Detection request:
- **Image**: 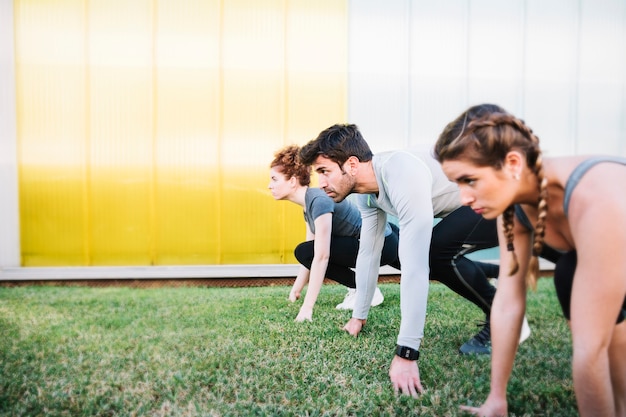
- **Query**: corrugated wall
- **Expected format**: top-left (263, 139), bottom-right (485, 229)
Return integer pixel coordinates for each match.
top-left (14, 0), bottom-right (347, 266)
top-left (3, 0), bottom-right (625, 269)
top-left (348, 0), bottom-right (626, 157)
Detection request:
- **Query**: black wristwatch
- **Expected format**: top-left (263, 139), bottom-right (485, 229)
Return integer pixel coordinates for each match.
top-left (395, 345), bottom-right (420, 361)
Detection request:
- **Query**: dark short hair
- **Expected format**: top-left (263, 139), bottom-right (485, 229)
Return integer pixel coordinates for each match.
top-left (300, 124), bottom-right (373, 168)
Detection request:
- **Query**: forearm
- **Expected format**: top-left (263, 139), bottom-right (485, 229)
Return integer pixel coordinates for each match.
top-left (572, 344), bottom-right (614, 416)
top-left (396, 262), bottom-right (429, 349)
top-left (352, 222), bottom-right (385, 320)
top-left (395, 216), bottom-right (432, 350)
top-left (301, 256), bottom-right (329, 309)
top-left (488, 291), bottom-right (524, 399)
top-left (291, 265), bottom-right (310, 294)
top-left (352, 260), bottom-right (381, 319)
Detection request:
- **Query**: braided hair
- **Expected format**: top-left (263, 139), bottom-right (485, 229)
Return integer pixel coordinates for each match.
top-left (434, 104), bottom-right (548, 289)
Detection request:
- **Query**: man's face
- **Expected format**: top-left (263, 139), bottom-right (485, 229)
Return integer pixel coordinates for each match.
top-left (312, 155), bottom-right (355, 202)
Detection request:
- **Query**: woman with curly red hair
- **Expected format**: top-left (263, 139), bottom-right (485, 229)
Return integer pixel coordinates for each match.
top-left (269, 145), bottom-right (400, 322)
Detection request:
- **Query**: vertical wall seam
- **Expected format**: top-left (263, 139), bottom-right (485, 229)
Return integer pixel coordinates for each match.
top-left (521, 0), bottom-right (527, 116)
top-left (406, 0), bottom-right (412, 148)
top-left (342, 0), bottom-right (348, 121)
top-left (217, 0), bottom-right (224, 263)
top-left (1, 0), bottom-right (21, 267)
top-left (622, 0), bottom-right (626, 156)
top-left (14, 0), bottom-right (22, 266)
top-left (82, 0), bottom-right (92, 265)
top-left (572, 0), bottom-right (582, 155)
top-left (281, 0), bottom-right (289, 262)
top-left (149, 0), bottom-right (158, 265)
top-left (13, 0), bottom-right (19, 267)
top-left (464, 0), bottom-right (470, 106)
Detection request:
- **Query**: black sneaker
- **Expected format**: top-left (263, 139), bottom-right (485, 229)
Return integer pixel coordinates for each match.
top-left (459, 320), bottom-right (491, 355)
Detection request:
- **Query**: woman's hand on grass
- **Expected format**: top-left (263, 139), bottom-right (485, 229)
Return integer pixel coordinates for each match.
top-left (343, 318), bottom-right (366, 337)
top-left (295, 306), bottom-right (313, 322)
top-left (288, 288), bottom-right (301, 302)
top-left (389, 356), bottom-right (423, 398)
top-left (459, 394), bottom-right (507, 417)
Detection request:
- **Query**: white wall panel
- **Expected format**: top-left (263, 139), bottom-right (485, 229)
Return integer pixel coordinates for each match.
top-left (0, 0), bottom-right (20, 267)
top-left (466, 0), bottom-right (526, 112)
top-left (575, 0), bottom-right (626, 155)
top-left (348, 0), bottom-right (411, 151)
top-left (523, 0), bottom-right (579, 157)
top-left (349, 0), bottom-right (626, 157)
top-left (410, 0), bottom-right (468, 149)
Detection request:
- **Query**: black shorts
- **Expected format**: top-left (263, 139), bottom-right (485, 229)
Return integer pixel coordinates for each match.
top-left (554, 251), bottom-right (626, 324)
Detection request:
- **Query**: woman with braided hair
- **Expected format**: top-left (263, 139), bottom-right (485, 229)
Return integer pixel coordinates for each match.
top-left (434, 103), bottom-right (626, 417)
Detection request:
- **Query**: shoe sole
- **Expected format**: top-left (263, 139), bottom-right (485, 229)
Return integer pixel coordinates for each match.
top-left (519, 318), bottom-right (531, 344)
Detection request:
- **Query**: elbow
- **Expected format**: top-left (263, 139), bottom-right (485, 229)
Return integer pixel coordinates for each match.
top-left (313, 252), bottom-right (330, 265)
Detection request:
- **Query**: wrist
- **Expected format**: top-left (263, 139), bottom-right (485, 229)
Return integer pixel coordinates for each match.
top-left (395, 345), bottom-right (420, 361)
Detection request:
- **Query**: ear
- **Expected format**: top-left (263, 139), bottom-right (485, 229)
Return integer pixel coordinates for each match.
top-left (289, 175), bottom-right (298, 187)
top-left (345, 156), bottom-right (360, 175)
top-left (503, 151), bottom-right (524, 179)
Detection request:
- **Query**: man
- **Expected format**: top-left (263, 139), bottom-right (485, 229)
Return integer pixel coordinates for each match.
top-left (299, 124), bottom-right (512, 396)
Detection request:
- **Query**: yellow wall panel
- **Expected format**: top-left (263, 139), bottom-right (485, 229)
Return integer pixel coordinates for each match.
top-left (220, 0), bottom-right (288, 264)
top-left (87, 0), bottom-right (155, 265)
top-left (15, 0), bottom-right (347, 266)
top-left (154, 0), bottom-right (222, 264)
top-left (16, 0), bottom-right (89, 266)
top-left (286, 0), bottom-right (348, 135)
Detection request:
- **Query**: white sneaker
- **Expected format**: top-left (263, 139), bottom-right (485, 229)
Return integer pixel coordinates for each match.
top-left (336, 288), bottom-right (357, 310)
top-left (336, 287), bottom-right (385, 310)
top-left (519, 315), bottom-right (531, 344)
top-left (371, 287), bottom-right (384, 307)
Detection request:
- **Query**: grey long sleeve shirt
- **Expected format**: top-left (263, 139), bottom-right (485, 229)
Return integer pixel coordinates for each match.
top-left (352, 150), bottom-right (460, 350)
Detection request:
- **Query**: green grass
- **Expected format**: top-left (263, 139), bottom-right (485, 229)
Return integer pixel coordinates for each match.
top-left (0, 279), bottom-right (575, 416)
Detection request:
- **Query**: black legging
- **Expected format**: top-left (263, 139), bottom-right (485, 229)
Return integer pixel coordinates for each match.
top-left (430, 205), bottom-right (564, 318)
top-left (429, 206), bottom-right (499, 316)
top-left (554, 250), bottom-right (626, 323)
top-left (294, 224), bottom-right (400, 288)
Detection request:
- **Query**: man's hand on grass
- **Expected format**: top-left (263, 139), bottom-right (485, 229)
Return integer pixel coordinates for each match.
top-left (389, 355), bottom-right (424, 398)
top-left (342, 318), bottom-right (366, 336)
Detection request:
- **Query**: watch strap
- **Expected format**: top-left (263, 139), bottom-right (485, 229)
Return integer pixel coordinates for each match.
top-left (395, 345), bottom-right (419, 360)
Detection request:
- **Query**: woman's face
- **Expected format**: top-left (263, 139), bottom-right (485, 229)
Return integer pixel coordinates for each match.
top-left (442, 159), bottom-right (517, 220)
top-left (268, 166), bottom-right (294, 200)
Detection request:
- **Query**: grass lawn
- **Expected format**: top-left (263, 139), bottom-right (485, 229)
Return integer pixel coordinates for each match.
top-left (0, 279), bottom-right (574, 416)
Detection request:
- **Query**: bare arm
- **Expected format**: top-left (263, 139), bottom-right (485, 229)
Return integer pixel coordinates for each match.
top-left (566, 175), bottom-right (626, 416)
top-left (289, 225), bottom-right (315, 302)
top-left (295, 213), bottom-right (332, 322)
top-left (461, 216), bottom-right (531, 416)
top-left (289, 265), bottom-right (310, 302)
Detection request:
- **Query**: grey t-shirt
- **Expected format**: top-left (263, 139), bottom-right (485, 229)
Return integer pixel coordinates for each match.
top-left (303, 188), bottom-right (361, 238)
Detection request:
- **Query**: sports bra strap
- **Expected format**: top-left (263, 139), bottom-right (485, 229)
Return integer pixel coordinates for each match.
top-left (563, 156), bottom-right (626, 218)
top-left (514, 205), bottom-right (533, 231)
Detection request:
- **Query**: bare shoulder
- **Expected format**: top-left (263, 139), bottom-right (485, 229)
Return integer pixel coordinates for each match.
top-left (552, 156), bottom-right (626, 218)
top-left (545, 155), bottom-right (626, 189)
top-left (543, 156), bottom-right (588, 185)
